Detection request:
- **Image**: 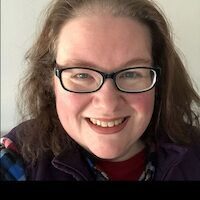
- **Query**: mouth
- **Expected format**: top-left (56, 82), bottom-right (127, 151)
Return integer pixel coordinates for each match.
top-left (89, 117), bottom-right (126, 127)
top-left (86, 117), bottom-right (129, 134)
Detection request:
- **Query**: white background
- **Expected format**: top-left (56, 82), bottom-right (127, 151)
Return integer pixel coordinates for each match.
top-left (1, 0), bottom-right (200, 134)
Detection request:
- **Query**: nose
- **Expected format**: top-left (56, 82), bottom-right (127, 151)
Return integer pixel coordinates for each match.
top-left (92, 79), bottom-right (125, 113)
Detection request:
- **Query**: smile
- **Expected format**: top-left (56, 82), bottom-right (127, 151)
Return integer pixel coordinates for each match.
top-left (86, 117), bottom-right (129, 134)
top-left (89, 118), bottom-right (124, 127)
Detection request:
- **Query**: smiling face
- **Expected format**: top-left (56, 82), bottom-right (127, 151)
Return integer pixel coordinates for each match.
top-left (54, 15), bottom-right (155, 161)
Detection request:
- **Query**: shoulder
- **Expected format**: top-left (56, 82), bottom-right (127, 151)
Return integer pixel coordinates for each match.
top-left (0, 120), bottom-right (37, 181)
top-left (155, 141), bottom-right (200, 180)
top-left (4, 119), bottom-right (37, 144)
top-left (178, 144), bottom-right (200, 176)
top-left (1, 120), bottom-right (36, 154)
top-left (0, 136), bottom-right (26, 180)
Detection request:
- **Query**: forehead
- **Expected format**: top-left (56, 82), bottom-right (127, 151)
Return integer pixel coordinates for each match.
top-left (56, 15), bottom-right (152, 69)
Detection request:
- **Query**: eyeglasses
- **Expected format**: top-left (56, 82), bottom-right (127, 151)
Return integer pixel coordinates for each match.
top-left (54, 65), bottom-right (161, 93)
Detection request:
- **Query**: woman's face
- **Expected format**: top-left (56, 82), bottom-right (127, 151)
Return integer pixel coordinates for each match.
top-left (54, 15), bottom-right (155, 161)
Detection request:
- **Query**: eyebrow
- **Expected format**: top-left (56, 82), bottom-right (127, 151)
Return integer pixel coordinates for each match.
top-left (57, 58), bottom-right (152, 70)
top-left (57, 59), bottom-right (101, 69)
top-left (120, 58), bottom-right (152, 67)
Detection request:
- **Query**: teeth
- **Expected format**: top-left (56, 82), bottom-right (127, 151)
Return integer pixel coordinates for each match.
top-left (89, 118), bottom-right (124, 127)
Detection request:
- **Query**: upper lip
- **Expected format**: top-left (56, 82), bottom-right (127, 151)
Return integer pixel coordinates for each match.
top-left (86, 116), bottom-right (129, 121)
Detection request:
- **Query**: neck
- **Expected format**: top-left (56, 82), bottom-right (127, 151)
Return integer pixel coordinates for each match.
top-left (109, 140), bottom-right (145, 162)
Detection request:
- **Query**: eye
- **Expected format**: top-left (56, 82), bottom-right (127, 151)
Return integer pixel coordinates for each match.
top-left (73, 73), bottom-right (91, 79)
top-left (119, 71), bottom-right (141, 79)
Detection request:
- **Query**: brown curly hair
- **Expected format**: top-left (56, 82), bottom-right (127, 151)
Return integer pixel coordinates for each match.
top-left (16, 0), bottom-right (200, 162)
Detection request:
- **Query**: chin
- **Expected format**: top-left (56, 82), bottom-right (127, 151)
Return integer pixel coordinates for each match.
top-left (89, 145), bottom-right (125, 160)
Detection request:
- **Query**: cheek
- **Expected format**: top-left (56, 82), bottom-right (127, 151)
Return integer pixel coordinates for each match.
top-left (127, 90), bottom-right (155, 115)
top-left (53, 77), bottom-right (89, 117)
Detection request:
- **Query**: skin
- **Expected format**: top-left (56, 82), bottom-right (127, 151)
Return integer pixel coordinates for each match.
top-left (54, 15), bottom-right (155, 161)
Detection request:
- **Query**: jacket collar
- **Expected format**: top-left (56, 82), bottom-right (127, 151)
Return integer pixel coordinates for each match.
top-left (52, 144), bottom-right (95, 181)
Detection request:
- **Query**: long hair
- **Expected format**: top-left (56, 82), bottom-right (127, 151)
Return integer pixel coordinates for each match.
top-left (17, 0), bottom-right (200, 162)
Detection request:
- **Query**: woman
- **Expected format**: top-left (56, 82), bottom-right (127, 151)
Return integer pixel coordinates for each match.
top-left (1, 0), bottom-right (200, 181)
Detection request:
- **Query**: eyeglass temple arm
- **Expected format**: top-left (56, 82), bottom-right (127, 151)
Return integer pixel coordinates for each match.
top-left (54, 68), bottom-right (60, 77)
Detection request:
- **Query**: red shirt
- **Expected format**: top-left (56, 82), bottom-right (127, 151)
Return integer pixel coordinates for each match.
top-left (96, 149), bottom-right (145, 181)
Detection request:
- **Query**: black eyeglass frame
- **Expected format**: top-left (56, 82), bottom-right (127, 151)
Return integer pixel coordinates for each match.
top-left (54, 65), bottom-right (161, 93)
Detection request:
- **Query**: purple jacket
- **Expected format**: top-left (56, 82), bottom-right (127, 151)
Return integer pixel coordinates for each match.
top-left (3, 121), bottom-right (200, 181)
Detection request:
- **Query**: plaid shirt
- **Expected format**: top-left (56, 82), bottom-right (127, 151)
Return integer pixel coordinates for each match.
top-left (0, 137), bottom-right (26, 181)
